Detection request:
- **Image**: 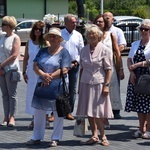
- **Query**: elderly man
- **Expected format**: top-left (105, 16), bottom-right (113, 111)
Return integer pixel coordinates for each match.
top-left (48, 14), bottom-right (84, 121)
top-left (61, 14), bottom-right (84, 120)
top-left (103, 12), bottom-right (126, 53)
top-left (103, 11), bottom-right (126, 119)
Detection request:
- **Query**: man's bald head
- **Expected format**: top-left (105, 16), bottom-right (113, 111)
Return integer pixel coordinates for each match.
top-left (104, 12), bottom-right (114, 18)
top-left (103, 11), bottom-right (114, 28)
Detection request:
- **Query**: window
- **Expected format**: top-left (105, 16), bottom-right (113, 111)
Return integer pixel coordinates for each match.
top-left (17, 22), bottom-right (32, 29)
top-left (0, 0), bottom-right (6, 18)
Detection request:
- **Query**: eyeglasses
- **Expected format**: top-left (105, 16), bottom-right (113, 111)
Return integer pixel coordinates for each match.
top-left (96, 21), bottom-right (104, 24)
top-left (34, 28), bottom-right (42, 31)
top-left (48, 34), bottom-right (58, 38)
top-left (139, 28), bottom-right (149, 32)
top-left (1, 23), bottom-right (8, 27)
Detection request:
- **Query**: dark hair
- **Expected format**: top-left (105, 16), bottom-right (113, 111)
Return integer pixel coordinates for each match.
top-left (93, 14), bottom-right (104, 24)
top-left (30, 21), bottom-right (46, 48)
top-left (93, 14), bottom-right (109, 31)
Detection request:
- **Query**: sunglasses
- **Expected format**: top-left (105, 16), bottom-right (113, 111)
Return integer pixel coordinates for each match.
top-left (1, 23), bottom-right (8, 27)
top-left (139, 28), bottom-right (149, 32)
top-left (34, 28), bottom-right (42, 31)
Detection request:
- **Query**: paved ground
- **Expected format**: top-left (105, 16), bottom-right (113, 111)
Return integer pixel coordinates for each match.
top-left (0, 50), bottom-right (150, 150)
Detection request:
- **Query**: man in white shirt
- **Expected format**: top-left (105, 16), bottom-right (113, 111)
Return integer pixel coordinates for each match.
top-left (61, 14), bottom-right (84, 120)
top-left (104, 12), bottom-right (126, 52)
top-left (104, 11), bottom-right (126, 119)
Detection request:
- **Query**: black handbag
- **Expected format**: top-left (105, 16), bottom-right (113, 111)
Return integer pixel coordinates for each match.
top-left (134, 74), bottom-right (150, 95)
top-left (56, 69), bottom-right (71, 117)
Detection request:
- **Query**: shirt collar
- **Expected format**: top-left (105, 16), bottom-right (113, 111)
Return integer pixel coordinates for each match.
top-left (64, 28), bottom-right (74, 35)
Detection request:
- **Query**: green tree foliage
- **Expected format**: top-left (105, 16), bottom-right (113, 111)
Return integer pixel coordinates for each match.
top-left (104, 0), bottom-right (146, 15)
top-left (68, 0), bottom-right (150, 20)
top-left (69, 0), bottom-right (78, 15)
top-left (132, 6), bottom-right (147, 18)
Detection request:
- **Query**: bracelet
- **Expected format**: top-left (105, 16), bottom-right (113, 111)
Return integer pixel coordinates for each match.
top-left (103, 83), bottom-right (110, 87)
top-left (22, 71), bottom-right (26, 75)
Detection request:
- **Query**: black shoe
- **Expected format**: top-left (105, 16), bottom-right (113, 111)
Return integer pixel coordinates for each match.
top-left (26, 139), bottom-right (41, 145)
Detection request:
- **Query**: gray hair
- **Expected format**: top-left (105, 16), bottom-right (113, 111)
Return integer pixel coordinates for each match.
top-left (64, 14), bottom-right (77, 23)
top-left (137, 19), bottom-right (150, 31)
top-left (84, 24), bottom-right (103, 41)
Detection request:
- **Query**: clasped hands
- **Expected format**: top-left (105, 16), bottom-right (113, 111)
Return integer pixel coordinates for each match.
top-left (41, 73), bottom-right (53, 86)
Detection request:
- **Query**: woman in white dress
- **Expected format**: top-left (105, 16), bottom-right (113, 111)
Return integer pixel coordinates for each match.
top-left (94, 14), bottom-right (124, 128)
top-left (23, 21), bottom-right (50, 128)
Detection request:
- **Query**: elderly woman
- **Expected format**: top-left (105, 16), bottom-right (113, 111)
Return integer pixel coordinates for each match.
top-left (0, 16), bottom-right (21, 127)
top-left (125, 19), bottom-right (150, 139)
top-left (26, 27), bottom-right (71, 147)
top-left (76, 24), bottom-right (113, 146)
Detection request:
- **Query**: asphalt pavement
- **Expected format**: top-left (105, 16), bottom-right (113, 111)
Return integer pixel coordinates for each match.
top-left (0, 48), bottom-right (149, 150)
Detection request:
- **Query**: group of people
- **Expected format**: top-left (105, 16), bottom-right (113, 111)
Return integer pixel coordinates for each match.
top-left (0, 11), bottom-right (150, 147)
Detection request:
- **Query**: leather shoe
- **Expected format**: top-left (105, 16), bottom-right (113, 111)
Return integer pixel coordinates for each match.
top-left (26, 139), bottom-right (41, 145)
top-left (48, 115), bottom-right (54, 122)
top-left (66, 113), bottom-right (74, 120)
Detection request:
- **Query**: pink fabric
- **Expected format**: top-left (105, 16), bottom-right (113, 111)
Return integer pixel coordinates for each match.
top-left (80, 42), bottom-right (112, 84)
top-left (76, 83), bottom-right (113, 118)
top-left (76, 42), bottom-right (113, 118)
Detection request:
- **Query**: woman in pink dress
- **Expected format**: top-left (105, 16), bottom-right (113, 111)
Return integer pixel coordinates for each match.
top-left (76, 24), bottom-right (113, 146)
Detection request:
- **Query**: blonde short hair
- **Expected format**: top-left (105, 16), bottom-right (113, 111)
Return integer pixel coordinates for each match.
top-left (84, 24), bottom-right (103, 41)
top-left (2, 16), bottom-right (17, 29)
top-left (137, 19), bottom-right (150, 31)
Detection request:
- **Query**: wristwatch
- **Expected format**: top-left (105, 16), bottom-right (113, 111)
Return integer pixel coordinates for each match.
top-left (103, 83), bottom-right (110, 87)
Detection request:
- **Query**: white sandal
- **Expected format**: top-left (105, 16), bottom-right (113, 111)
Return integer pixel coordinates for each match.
top-left (142, 132), bottom-right (150, 139)
top-left (49, 140), bottom-right (58, 147)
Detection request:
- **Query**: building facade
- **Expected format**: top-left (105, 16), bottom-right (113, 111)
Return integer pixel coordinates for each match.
top-left (0, 0), bottom-right (68, 20)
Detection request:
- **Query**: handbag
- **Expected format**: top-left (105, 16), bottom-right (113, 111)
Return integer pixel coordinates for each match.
top-left (134, 74), bottom-right (150, 95)
top-left (56, 69), bottom-right (71, 117)
top-left (73, 117), bottom-right (88, 137)
top-left (34, 82), bottom-right (54, 99)
top-left (10, 70), bottom-right (22, 82)
top-left (110, 33), bottom-right (120, 73)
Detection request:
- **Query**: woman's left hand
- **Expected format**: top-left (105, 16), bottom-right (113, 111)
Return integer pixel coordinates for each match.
top-left (102, 86), bottom-right (109, 97)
